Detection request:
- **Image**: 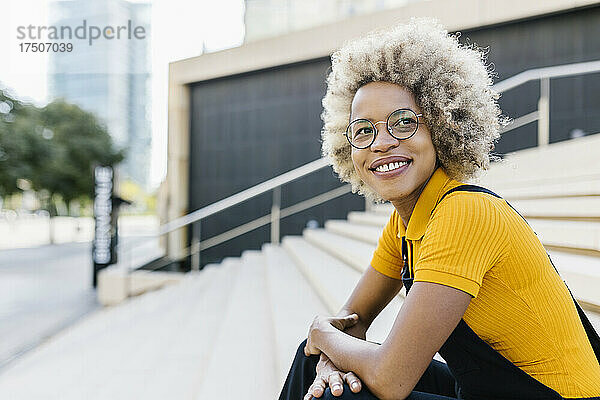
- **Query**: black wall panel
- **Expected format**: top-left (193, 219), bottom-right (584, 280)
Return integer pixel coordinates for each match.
top-left (189, 59), bottom-right (364, 267)
top-left (458, 5), bottom-right (600, 153)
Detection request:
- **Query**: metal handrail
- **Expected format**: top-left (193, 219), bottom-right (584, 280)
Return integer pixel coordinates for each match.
top-left (159, 157), bottom-right (328, 235)
top-left (492, 59), bottom-right (600, 93)
top-left (498, 111), bottom-right (539, 134)
top-left (492, 59), bottom-right (600, 139)
top-left (118, 156), bottom-right (340, 274)
top-left (137, 185), bottom-right (352, 273)
top-left (118, 59), bottom-right (600, 282)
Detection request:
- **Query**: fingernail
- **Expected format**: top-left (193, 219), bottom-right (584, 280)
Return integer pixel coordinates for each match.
top-left (333, 384), bottom-right (341, 392)
top-left (352, 382), bottom-right (359, 390)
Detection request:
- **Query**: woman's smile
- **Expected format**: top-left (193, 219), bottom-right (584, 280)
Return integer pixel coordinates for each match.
top-left (370, 159), bottom-right (411, 177)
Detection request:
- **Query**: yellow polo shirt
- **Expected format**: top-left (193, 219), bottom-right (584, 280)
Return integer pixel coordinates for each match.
top-left (370, 166), bottom-right (600, 398)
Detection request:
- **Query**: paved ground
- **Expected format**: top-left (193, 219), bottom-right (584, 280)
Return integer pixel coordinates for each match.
top-left (0, 236), bottom-right (157, 372)
top-left (0, 242), bottom-right (98, 372)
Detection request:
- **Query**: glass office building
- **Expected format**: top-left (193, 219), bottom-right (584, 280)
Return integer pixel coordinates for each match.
top-left (48, 0), bottom-right (152, 188)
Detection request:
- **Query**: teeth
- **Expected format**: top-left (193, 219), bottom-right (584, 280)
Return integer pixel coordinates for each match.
top-left (375, 161), bottom-right (408, 172)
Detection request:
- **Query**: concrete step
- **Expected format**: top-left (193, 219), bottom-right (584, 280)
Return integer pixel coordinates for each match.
top-left (302, 228), bottom-right (376, 273)
top-left (529, 220), bottom-right (600, 252)
top-left (488, 180), bottom-right (600, 200)
top-left (479, 134), bottom-right (600, 187)
top-left (283, 236), bottom-right (362, 315)
top-left (89, 266), bottom-right (232, 400)
top-left (547, 250), bottom-right (600, 312)
top-left (371, 203), bottom-right (394, 215)
top-left (348, 211), bottom-right (389, 227)
top-left (325, 219), bottom-right (382, 246)
top-left (262, 243), bottom-right (328, 387)
top-left (283, 236), bottom-right (403, 344)
top-left (195, 251), bottom-right (278, 399)
top-left (510, 197), bottom-right (600, 218)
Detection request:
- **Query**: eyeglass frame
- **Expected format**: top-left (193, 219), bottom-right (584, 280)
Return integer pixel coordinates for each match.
top-left (344, 108), bottom-right (424, 149)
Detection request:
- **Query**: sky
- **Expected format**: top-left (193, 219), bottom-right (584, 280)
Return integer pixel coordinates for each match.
top-left (0, 0), bottom-right (246, 190)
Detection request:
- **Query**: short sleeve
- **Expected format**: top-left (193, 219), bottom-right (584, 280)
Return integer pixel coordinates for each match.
top-left (414, 193), bottom-right (508, 297)
top-left (370, 210), bottom-right (404, 279)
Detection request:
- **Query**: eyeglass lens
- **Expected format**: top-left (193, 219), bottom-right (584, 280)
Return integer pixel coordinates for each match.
top-left (347, 109), bottom-right (418, 148)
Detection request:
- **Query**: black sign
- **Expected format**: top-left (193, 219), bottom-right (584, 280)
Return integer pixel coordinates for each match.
top-left (92, 165), bottom-right (114, 287)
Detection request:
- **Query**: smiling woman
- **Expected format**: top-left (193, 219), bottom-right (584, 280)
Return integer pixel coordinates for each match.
top-left (278, 17), bottom-right (600, 400)
top-left (348, 82), bottom-right (438, 228)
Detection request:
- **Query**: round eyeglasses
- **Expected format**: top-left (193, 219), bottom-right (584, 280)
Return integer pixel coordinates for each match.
top-left (344, 108), bottom-right (423, 149)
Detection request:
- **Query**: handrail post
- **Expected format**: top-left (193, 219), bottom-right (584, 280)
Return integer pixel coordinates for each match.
top-left (271, 186), bottom-right (281, 244)
top-left (191, 221), bottom-right (201, 271)
top-left (538, 77), bottom-right (550, 147)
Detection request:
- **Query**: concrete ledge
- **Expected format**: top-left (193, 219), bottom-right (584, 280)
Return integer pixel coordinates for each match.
top-left (170, 0), bottom-right (600, 85)
top-left (97, 267), bottom-right (186, 306)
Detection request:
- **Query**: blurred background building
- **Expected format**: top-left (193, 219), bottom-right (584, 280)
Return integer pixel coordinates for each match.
top-left (48, 0), bottom-right (152, 189)
top-left (244, 0), bottom-right (411, 42)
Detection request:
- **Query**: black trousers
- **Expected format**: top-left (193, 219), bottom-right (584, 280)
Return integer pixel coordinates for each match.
top-left (279, 339), bottom-right (459, 400)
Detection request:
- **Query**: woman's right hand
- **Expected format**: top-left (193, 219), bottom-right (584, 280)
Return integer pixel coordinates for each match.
top-left (304, 353), bottom-right (362, 399)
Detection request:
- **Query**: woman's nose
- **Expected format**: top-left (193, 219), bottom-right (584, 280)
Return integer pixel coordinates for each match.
top-left (370, 123), bottom-right (400, 152)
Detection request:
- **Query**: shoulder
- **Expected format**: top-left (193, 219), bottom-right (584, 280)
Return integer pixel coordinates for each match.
top-left (429, 189), bottom-right (509, 236)
top-left (435, 188), bottom-right (505, 216)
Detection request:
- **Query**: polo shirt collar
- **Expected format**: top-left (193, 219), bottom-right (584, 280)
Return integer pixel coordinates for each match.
top-left (396, 166), bottom-right (453, 240)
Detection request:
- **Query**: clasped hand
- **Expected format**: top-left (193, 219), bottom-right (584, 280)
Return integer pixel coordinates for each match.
top-left (303, 314), bottom-right (363, 399)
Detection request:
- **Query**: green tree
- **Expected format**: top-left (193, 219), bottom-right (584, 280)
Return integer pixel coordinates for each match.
top-left (0, 90), bottom-right (124, 215)
top-left (0, 90), bottom-right (48, 197)
top-left (34, 100), bottom-right (125, 214)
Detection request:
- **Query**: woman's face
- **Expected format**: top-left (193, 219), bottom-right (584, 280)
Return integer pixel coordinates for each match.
top-left (350, 81), bottom-right (437, 203)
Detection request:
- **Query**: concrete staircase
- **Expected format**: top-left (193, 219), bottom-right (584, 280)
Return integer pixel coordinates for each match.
top-left (1, 136), bottom-right (600, 399)
top-left (0, 225), bottom-right (598, 399)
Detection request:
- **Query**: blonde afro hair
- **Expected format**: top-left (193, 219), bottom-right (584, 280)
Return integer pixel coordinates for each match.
top-left (321, 17), bottom-right (504, 203)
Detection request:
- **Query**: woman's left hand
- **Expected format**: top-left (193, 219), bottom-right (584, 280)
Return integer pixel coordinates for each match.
top-left (304, 313), bottom-right (360, 356)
